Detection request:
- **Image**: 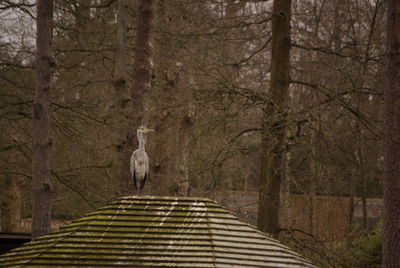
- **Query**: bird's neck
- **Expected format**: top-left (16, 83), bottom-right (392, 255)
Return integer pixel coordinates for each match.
top-left (138, 133), bottom-right (146, 150)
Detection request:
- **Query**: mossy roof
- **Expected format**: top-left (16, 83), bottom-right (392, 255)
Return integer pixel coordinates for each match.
top-left (0, 196), bottom-right (316, 267)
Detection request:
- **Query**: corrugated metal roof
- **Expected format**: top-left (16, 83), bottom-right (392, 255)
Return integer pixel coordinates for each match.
top-left (0, 196), bottom-right (316, 267)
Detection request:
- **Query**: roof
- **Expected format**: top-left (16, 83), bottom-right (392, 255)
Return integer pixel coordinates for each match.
top-left (0, 196), bottom-right (316, 267)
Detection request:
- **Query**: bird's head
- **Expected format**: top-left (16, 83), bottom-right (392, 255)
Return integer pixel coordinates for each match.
top-left (137, 125), bottom-right (155, 134)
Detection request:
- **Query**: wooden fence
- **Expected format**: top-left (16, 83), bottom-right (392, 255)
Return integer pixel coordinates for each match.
top-left (8, 191), bottom-right (382, 241)
top-left (19, 218), bottom-right (69, 233)
top-left (212, 191), bottom-right (382, 241)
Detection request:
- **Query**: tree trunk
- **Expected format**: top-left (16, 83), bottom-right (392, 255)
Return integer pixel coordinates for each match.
top-left (1, 176), bottom-right (23, 232)
top-left (32, 0), bottom-right (54, 239)
top-left (115, 0), bottom-right (130, 194)
top-left (355, 129), bottom-right (368, 230)
top-left (309, 133), bottom-right (318, 236)
top-left (170, 72), bottom-right (193, 197)
top-left (280, 150), bottom-right (292, 230)
top-left (383, 1), bottom-right (400, 266)
top-left (151, 1), bottom-right (192, 197)
top-left (348, 170), bottom-right (356, 236)
top-left (150, 0), bottom-right (173, 196)
top-left (115, 0), bottom-right (128, 87)
top-left (257, 0), bottom-right (292, 237)
top-left (121, 0), bottom-right (155, 193)
top-left (174, 113), bottom-right (192, 196)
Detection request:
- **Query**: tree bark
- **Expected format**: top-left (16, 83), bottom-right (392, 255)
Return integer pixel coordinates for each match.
top-left (257, 0), bottom-right (291, 237)
top-left (121, 0), bottom-right (155, 193)
top-left (309, 130), bottom-right (318, 236)
top-left (348, 169), bottom-right (356, 235)
top-left (115, 0), bottom-right (128, 86)
top-left (32, 0), bottom-right (54, 239)
top-left (383, 0), bottom-right (400, 266)
top-left (151, 1), bottom-right (193, 197)
top-left (355, 127), bottom-right (368, 230)
top-left (115, 0), bottom-right (130, 194)
top-left (150, 0), bottom-right (173, 196)
top-left (1, 176), bottom-right (23, 232)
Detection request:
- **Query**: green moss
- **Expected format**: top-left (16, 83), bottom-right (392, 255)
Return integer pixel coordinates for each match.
top-left (0, 196), bottom-right (315, 267)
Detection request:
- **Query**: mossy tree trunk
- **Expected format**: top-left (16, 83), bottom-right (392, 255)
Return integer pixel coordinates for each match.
top-left (257, 0), bottom-right (292, 237)
top-left (32, 0), bottom-right (54, 239)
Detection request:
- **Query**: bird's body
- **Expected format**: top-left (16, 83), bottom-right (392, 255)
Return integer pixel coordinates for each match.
top-left (130, 126), bottom-right (154, 194)
top-left (130, 149), bottom-right (149, 191)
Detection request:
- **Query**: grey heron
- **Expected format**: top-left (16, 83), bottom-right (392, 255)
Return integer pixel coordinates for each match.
top-left (130, 126), bottom-right (154, 194)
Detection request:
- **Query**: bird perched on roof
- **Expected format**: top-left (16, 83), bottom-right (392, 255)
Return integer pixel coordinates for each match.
top-left (130, 126), bottom-right (154, 194)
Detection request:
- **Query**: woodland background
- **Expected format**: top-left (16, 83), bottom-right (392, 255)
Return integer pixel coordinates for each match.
top-left (0, 0), bottom-right (385, 267)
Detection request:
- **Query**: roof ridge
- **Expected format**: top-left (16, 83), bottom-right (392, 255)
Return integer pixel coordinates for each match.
top-left (117, 195), bottom-right (216, 203)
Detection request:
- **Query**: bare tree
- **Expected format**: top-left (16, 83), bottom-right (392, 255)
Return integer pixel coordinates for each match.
top-left (383, 0), bottom-right (400, 266)
top-left (150, 0), bottom-right (175, 196)
top-left (115, 0), bottom-right (130, 193)
top-left (121, 0), bottom-right (155, 193)
top-left (115, 0), bottom-right (129, 96)
top-left (150, 1), bottom-right (193, 197)
top-left (32, 0), bottom-right (54, 238)
top-left (257, 0), bottom-right (292, 237)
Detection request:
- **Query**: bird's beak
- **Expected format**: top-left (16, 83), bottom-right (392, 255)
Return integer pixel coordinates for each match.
top-left (144, 128), bottom-right (155, 133)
